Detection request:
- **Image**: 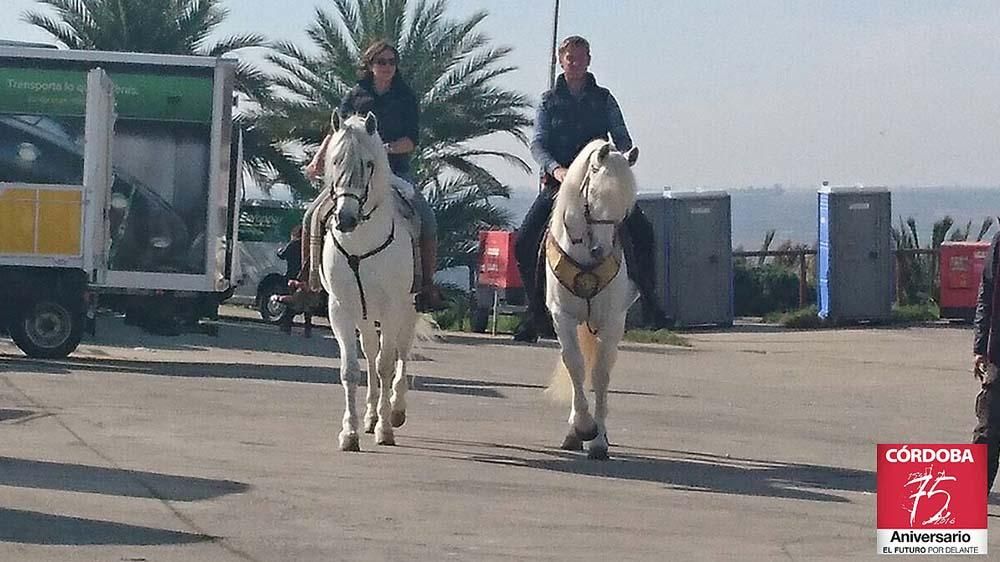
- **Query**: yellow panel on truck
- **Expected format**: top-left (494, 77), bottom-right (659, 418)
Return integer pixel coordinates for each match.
top-left (0, 186), bottom-right (83, 257)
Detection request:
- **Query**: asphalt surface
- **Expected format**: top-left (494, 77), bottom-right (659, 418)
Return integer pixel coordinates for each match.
top-left (0, 307), bottom-right (993, 560)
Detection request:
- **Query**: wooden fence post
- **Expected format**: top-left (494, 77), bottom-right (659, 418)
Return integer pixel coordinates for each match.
top-left (799, 250), bottom-right (807, 308)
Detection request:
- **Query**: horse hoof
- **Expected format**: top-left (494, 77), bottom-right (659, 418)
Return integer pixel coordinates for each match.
top-left (574, 423), bottom-right (599, 442)
top-left (339, 434), bottom-right (360, 452)
top-left (364, 417), bottom-right (378, 434)
top-left (587, 447), bottom-right (609, 461)
top-left (560, 433), bottom-right (583, 451)
top-left (390, 410), bottom-right (406, 428)
top-left (376, 434), bottom-right (396, 446)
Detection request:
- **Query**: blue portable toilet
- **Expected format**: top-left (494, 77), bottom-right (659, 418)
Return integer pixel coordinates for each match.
top-left (817, 185), bottom-right (893, 322)
top-left (635, 190), bottom-right (733, 327)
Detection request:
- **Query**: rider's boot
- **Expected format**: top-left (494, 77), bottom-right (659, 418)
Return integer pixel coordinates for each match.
top-left (415, 236), bottom-right (446, 312)
top-left (278, 242), bottom-right (313, 307)
top-left (513, 243), bottom-right (555, 342)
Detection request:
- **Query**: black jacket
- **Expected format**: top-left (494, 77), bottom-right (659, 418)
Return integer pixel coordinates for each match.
top-left (339, 75), bottom-right (419, 176)
top-left (277, 238), bottom-right (302, 280)
top-left (974, 232), bottom-right (1000, 359)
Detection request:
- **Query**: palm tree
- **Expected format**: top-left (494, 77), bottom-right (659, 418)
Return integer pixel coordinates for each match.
top-left (21, 0), bottom-right (285, 183)
top-left (264, 0), bottom-right (532, 268)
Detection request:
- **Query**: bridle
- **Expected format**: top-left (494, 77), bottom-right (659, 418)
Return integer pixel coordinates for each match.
top-left (550, 151), bottom-right (632, 335)
top-left (322, 142), bottom-right (394, 320)
top-left (563, 160), bottom-right (627, 249)
top-left (328, 158), bottom-right (379, 224)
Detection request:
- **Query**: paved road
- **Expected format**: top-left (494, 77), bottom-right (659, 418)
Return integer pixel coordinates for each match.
top-left (0, 309), bottom-right (993, 560)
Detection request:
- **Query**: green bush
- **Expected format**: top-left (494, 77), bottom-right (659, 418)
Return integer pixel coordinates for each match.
top-left (623, 329), bottom-right (690, 346)
top-left (734, 262), bottom-right (814, 316)
top-left (431, 284), bottom-right (471, 331)
top-left (891, 303), bottom-right (940, 323)
top-left (768, 303), bottom-right (939, 329)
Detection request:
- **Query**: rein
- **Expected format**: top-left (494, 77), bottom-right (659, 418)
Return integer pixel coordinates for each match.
top-left (563, 163), bottom-right (622, 247)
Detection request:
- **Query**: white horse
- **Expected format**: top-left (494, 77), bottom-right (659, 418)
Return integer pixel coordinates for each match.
top-left (318, 111), bottom-right (418, 452)
top-left (545, 139), bottom-right (640, 460)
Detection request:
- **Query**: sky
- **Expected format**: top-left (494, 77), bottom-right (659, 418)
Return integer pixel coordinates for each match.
top-left (3, 0), bottom-right (999, 193)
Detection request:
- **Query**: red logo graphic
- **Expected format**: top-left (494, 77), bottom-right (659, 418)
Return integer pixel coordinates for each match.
top-left (876, 444), bottom-right (988, 555)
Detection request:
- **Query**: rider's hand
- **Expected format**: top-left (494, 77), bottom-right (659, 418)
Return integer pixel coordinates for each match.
top-left (552, 167), bottom-right (568, 182)
top-left (306, 134), bottom-right (332, 180)
top-left (974, 354), bottom-right (989, 381)
top-left (305, 159), bottom-right (322, 180)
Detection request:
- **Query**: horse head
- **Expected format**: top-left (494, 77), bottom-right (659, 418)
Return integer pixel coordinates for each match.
top-left (323, 110), bottom-right (391, 232)
top-left (558, 140), bottom-right (640, 261)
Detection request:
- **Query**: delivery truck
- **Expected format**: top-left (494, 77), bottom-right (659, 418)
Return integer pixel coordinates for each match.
top-left (0, 46), bottom-right (242, 357)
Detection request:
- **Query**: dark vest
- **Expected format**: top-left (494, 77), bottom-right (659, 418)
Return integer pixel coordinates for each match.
top-left (540, 73), bottom-right (611, 168)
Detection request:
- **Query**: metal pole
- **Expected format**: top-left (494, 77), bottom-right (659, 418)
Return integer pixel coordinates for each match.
top-left (548, 0), bottom-right (560, 89)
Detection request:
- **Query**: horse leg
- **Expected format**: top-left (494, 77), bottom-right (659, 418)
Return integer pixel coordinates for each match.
top-left (587, 336), bottom-right (619, 460)
top-left (374, 329), bottom-right (400, 445)
top-left (330, 311), bottom-right (362, 452)
top-left (553, 313), bottom-right (597, 448)
top-left (389, 311), bottom-right (417, 428)
top-left (358, 322), bottom-right (380, 434)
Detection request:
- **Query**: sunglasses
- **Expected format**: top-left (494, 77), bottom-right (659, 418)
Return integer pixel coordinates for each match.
top-left (373, 57), bottom-right (397, 66)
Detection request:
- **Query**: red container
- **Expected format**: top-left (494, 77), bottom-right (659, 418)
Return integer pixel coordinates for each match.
top-left (477, 230), bottom-right (522, 289)
top-left (939, 241), bottom-right (991, 319)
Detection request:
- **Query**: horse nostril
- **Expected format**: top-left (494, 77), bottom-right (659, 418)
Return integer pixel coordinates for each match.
top-left (590, 246), bottom-right (602, 259)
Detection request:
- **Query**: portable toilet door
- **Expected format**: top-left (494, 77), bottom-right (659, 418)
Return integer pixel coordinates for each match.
top-left (666, 191), bottom-right (733, 326)
top-left (636, 190), bottom-right (733, 327)
top-left (817, 185), bottom-right (892, 322)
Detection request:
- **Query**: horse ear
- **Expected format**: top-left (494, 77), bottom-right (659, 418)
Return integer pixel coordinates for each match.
top-left (364, 112), bottom-right (378, 135)
top-left (596, 143), bottom-right (611, 164)
top-left (626, 146), bottom-right (639, 167)
top-left (331, 109), bottom-right (341, 132)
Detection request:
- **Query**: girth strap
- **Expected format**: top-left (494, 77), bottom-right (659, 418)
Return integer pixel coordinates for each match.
top-left (331, 221), bottom-right (396, 320)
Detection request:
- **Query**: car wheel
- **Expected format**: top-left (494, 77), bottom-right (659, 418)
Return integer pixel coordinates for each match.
top-left (9, 296), bottom-right (84, 359)
top-left (258, 277), bottom-right (289, 324)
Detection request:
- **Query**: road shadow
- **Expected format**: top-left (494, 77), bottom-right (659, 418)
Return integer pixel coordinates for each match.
top-left (0, 508), bottom-right (212, 545)
top-left (437, 332), bottom-right (696, 357)
top-left (3, 355), bottom-right (600, 399)
top-left (408, 437), bottom-right (874, 504)
top-left (0, 408), bottom-right (35, 422)
top-left (81, 314), bottom-right (341, 359)
top-left (0, 456), bottom-right (248, 501)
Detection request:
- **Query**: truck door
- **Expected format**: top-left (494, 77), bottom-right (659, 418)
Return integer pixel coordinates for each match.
top-left (82, 68), bottom-right (116, 284)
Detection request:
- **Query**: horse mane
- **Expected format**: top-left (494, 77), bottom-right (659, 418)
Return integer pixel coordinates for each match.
top-left (552, 139), bottom-right (637, 226)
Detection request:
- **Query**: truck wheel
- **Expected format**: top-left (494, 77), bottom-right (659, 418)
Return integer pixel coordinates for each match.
top-left (10, 297), bottom-right (84, 359)
top-left (471, 306), bottom-right (490, 333)
top-left (257, 276), bottom-right (289, 324)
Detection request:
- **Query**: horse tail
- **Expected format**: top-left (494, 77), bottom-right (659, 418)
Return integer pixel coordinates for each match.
top-left (413, 313), bottom-right (438, 342)
top-left (545, 324), bottom-right (598, 403)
